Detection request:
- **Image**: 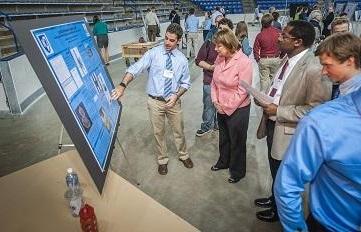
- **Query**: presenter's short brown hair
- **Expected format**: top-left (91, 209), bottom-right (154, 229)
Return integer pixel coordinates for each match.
top-left (166, 23), bottom-right (183, 40)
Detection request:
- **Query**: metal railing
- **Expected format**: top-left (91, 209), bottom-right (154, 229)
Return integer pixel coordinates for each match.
top-left (0, 11), bottom-right (23, 61)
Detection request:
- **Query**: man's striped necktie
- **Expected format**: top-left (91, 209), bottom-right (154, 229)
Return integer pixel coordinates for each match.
top-left (164, 52), bottom-right (173, 99)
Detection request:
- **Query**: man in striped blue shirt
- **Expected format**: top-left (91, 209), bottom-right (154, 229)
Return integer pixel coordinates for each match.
top-left (111, 23), bottom-right (193, 175)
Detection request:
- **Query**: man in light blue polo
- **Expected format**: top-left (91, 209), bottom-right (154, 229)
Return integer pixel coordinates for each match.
top-left (185, 8), bottom-right (199, 59)
top-left (111, 23), bottom-right (193, 175)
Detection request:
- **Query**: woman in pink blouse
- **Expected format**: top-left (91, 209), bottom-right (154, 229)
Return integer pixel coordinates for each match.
top-left (211, 28), bottom-right (253, 183)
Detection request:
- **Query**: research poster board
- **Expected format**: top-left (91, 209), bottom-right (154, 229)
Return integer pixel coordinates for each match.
top-left (11, 16), bottom-right (121, 193)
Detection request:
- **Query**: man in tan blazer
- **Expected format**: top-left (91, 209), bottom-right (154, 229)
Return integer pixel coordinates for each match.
top-left (254, 20), bottom-right (332, 222)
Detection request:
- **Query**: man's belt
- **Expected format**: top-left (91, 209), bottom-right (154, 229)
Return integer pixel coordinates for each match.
top-left (148, 94), bottom-right (167, 102)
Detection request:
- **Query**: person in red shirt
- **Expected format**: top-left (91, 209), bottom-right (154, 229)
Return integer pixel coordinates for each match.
top-left (253, 13), bottom-right (281, 92)
top-left (211, 28), bottom-right (253, 183)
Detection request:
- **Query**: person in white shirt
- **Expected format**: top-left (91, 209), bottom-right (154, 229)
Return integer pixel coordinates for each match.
top-left (145, 7), bottom-right (160, 42)
top-left (211, 7), bottom-right (223, 28)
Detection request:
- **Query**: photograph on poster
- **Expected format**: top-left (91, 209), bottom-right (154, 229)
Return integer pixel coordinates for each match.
top-left (62, 78), bottom-right (78, 99)
top-left (97, 73), bottom-right (111, 104)
top-left (91, 72), bottom-right (102, 94)
top-left (70, 47), bottom-right (87, 77)
top-left (97, 73), bottom-right (108, 93)
top-left (99, 107), bottom-right (112, 133)
top-left (70, 67), bottom-right (83, 88)
top-left (75, 102), bottom-right (92, 133)
top-left (84, 43), bottom-right (94, 58)
top-left (49, 55), bottom-right (80, 99)
top-left (49, 55), bottom-right (72, 83)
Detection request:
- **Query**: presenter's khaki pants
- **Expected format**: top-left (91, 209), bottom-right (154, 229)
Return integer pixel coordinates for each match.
top-left (147, 97), bottom-right (189, 165)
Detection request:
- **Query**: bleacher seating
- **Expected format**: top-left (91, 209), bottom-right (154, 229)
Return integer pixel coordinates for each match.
top-left (0, 0), bottom-right (201, 59)
top-left (255, 0), bottom-right (360, 12)
top-left (0, 0), bottom-right (198, 30)
top-left (192, 0), bottom-right (243, 14)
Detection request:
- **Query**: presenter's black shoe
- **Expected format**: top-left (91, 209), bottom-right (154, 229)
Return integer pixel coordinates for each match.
top-left (158, 164), bottom-right (168, 175)
top-left (210, 165), bottom-right (228, 171)
top-left (227, 176), bottom-right (241, 183)
top-left (256, 208), bottom-right (279, 222)
top-left (254, 197), bottom-right (273, 208)
top-left (179, 158), bottom-right (194, 168)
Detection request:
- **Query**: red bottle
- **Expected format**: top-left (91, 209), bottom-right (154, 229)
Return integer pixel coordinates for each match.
top-left (79, 204), bottom-right (98, 232)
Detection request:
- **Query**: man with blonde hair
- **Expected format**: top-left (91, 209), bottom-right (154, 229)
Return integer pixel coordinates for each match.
top-left (316, 32), bottom-right (361, 98)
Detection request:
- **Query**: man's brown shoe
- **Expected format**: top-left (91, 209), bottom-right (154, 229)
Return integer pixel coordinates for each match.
top-left (158, 164), bottom-right (168, 175)
top-left (179, 158), bottom-right (194, 168)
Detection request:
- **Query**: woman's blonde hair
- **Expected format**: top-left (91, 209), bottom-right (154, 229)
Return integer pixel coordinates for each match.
top-left (213, 28), bottom-right (240, 54)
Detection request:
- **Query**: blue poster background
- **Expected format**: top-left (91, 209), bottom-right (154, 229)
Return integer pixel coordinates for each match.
top-left (31, 20), bottom-right (120, 170)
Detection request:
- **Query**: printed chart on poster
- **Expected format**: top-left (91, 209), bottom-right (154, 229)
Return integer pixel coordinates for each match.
top-left (31, 21), bottom-right (120, 171)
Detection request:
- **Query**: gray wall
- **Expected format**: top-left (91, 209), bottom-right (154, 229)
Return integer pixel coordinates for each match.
top-left (0, 55), bottom-right (44, 116)
top-left (9, 55), bottom-right (43, 107)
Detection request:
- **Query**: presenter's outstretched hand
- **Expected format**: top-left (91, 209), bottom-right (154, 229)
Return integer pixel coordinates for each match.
top-left (111, 85), bottom-right (125, 101)
top-left (165, 94), bottom-right (178, 109)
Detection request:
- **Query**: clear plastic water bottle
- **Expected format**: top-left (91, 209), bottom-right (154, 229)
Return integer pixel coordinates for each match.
top-left (64, 168), bottom-right (83, 217)
top-left (65, 168), bottom-right (79, 190)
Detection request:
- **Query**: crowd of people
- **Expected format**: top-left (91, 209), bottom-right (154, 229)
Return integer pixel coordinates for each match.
top-left (108, 4), bottom-right (360, 232)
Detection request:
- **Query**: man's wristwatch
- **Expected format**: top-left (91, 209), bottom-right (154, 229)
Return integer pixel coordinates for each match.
top-left (119, 82), bottom-right (127, 88)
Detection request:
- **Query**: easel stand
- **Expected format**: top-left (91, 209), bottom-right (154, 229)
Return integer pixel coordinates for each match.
top-left (57, 124), bottom-right (140, 186)
top-left (115, 137), bottom-right (140, 186)
top-left (58, 125), bottom-right (75, 154)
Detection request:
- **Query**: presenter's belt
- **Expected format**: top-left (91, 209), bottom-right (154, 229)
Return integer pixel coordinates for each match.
top-left (148, 94), bottom-right (167, 102)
